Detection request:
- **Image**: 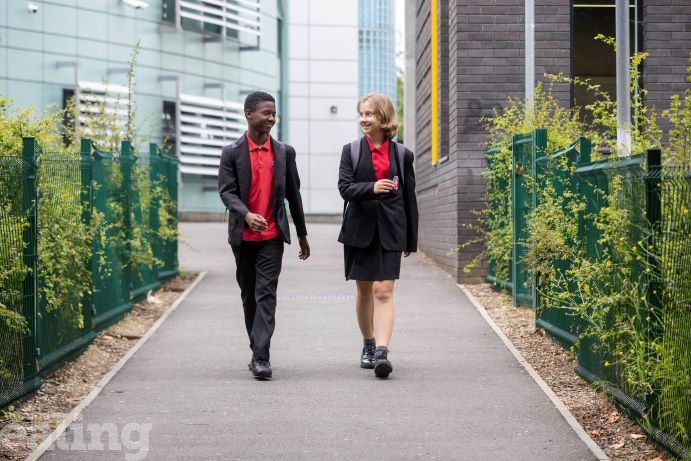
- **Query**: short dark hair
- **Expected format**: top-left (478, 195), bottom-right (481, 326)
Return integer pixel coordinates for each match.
top-left (244, 91), bottom-right (275, 112)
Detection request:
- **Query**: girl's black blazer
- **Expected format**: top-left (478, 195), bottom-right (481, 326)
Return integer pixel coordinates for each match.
top-left (337, 140), bottom-right (419, 253)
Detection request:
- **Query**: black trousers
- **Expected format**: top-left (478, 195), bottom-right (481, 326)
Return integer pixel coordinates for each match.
top-left (232, 237), bottom-right (284, 361)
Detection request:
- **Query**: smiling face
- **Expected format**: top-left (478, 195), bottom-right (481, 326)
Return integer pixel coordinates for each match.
top-left (358, 100), bottom-right (384, 138)
top-left (246, 100), bottom-right (276, 137)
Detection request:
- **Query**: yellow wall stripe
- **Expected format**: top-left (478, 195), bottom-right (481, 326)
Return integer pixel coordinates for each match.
top-left (430, 0), bottom-right (440, 165)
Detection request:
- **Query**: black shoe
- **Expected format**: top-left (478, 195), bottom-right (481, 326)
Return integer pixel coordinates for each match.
top-left (249, 359), bottom-right (272, 380)
top-left (374, 358), bottom-right (393, 378)
top-left (374, 349), bottom-right (392, 378)
top-left (360, 344), bottom-right (376, 369)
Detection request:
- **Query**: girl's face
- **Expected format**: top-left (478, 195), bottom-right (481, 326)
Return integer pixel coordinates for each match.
top-left (358, 100), bottom-right (383, 137)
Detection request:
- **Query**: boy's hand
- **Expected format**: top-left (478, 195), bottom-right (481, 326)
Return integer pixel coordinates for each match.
top-left (298, 236), bottom-right (310, 260)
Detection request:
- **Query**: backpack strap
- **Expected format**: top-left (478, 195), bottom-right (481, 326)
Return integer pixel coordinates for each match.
top-left (393, 141), bottom-right (405, 184)
top-left (350, 139), bottom-right (360, 171)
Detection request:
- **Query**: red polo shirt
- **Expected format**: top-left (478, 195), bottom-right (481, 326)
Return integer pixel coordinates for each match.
top-left (366, 135), bottom-right (390, 180)
top-left (243, 133), bottom-right (279, 241)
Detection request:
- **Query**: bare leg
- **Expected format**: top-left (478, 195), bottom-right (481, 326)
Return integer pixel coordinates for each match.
top-left (355, 280), bottom-right (375, 340)
top-left (372, 280), bottom-right (395, 347)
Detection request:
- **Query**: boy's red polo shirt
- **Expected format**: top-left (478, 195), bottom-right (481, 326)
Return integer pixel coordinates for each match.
top-left (243, 133), bottom-right (279, 241)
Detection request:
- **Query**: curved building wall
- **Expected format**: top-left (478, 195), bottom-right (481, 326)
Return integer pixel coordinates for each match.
top-left (0, 0), bottom-right (285, 215)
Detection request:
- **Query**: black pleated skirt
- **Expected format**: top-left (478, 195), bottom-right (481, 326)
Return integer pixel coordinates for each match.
top-left (344, 229), bottom-right (402, 281)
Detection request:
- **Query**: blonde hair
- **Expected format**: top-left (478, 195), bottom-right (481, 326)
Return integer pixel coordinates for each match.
top-left (357, 93), bottom-right (399, 140)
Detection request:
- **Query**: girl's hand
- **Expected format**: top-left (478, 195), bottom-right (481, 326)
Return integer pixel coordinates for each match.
top-left (373, 179), bottom-right (395, 194)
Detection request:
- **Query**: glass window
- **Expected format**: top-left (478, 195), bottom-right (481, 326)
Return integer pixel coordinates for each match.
top-left (572, 0), bottom-right (640, 110)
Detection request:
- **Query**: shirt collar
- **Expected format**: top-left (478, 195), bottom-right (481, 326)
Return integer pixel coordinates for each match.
top-left (246, 133), bottom-right (271, 152)
top-left (365, 135), bottom-right (389, 155)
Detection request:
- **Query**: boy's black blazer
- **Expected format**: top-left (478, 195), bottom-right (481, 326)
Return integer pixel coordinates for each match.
top-left (218, 135), bottom-right (307, 248)
top-left (337, 140), bottom-right (418, 252)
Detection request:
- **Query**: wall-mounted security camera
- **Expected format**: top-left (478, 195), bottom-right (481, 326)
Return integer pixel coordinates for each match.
top-left (27, 3), bottom-right (39, 13)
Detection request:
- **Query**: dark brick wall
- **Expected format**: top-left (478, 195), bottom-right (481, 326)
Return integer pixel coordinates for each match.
top-left (453, 1), bottom-right (527, 282)
top-left (415, 0), bottom-right (460, 278)
top-left (414, 0), bottom-right (688, 283)
top-left (417, 0), bottom-right (544, 282)
top-left (535, 0), bottom-right (571, 104)
top-left (643, 0), bottom-right (691, 132)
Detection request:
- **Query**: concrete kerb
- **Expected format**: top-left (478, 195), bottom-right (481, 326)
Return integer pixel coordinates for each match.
top-left (458, 284), bottom-right (610, 461)
top-left (24, 272), bottom-right (208, 461)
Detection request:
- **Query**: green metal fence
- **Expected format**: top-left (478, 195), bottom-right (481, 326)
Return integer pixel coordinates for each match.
top-left (0, 142), bottom-right (40, 405)
top-left (0, 137), bottom-right (178, 407)
top-left (491, 128), bottom-right (691, 457)
top-left (532, 136), bottom-right (591, 348)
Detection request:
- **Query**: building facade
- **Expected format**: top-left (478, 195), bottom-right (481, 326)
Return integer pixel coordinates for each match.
top-left (286, 0), bottom-right (399, 215)
top-left (286, 0), bottom-right (359, 215)
top-left (358, 0), bottom-right (397, 106)
top-left (0, 0), bottom-right (286, 217)
top-left (410, 0), bottom-right (691, 282)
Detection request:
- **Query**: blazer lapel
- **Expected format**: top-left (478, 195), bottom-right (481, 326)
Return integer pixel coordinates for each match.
top-left (270, 137), bottom-right (286, 195)
top-left (235, 136), bottom-right (251, 201)
top-left (359, 139), bottom-right (377, 182)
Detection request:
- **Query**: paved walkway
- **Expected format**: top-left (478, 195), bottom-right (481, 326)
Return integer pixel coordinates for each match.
top-left (37, 222), bottom-right (604, 460)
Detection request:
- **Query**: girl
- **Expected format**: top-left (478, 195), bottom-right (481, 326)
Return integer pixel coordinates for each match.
top-left (337, 93), bottom-right (419, 378)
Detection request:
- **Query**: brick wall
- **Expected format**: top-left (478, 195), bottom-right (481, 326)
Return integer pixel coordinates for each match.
top-left (417, 0), bottom-right (540, 282)
top-left (535, 0), bottom-right (571, 104)
top-left (414, 0), bottom-right (688, 283)
top-left (643, 0), bottom-right (691, 133)
top-left (415, 0), bottom-right (461, 278)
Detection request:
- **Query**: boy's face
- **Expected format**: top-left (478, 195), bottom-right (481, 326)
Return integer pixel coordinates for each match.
top-left (246, 100), bottom-right (276, 136)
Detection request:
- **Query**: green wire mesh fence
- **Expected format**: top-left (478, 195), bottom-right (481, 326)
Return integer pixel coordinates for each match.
top-left (0, 138), bottom-right (178, 407)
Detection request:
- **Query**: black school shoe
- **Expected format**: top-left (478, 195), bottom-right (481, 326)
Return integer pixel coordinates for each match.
top-left (373, 349), bottom-right (393, 378)
top-left (249, 359), bottom-right (272, 380)
top-left (360, 344), bottom-right (376, 369)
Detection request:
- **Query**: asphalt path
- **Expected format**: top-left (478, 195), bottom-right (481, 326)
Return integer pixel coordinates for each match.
top-left (37, 222), bottom-right (603, 460)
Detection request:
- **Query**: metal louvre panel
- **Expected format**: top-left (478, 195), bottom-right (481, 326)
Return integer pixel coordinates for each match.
top-left (178, 92), bottom-right (244, 177)
top-left (77, 81), bottom-right (131, 135)
top-left (179, 164), bottom-right (220, 176)
top-left (179, 145), bottom-right (222, 157)
top-left (179, 155), bottom-right (220, 166)
top-left (180, 93), bottom-right (244, 111)
top-left (178, 0), bottom-right (261, 37)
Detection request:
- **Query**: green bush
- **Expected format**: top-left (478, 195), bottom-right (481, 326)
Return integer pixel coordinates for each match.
top-left (478, 48), bottom-right (691, 450)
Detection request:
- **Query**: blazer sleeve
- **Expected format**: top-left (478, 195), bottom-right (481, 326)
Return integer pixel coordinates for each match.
top-left (403, 148), bottom-right (419, 252)
top-left (337, 143), bottom-right (377, 202)
top-left (284, 144), bottom-right (308, 238)
top-left (218, 144), bottom-right (248, 221)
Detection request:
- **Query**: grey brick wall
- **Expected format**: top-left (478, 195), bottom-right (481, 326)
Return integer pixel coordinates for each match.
top-left (535, 0), bottom-right (571, 104)
top-left (415, 0), bottom-right (461, 278)
top-left (416, 0), bottom-right (540, 282)
top-left (414, 0), bottom-right (688, 284)
top-left (643, 0), bottom-right (691, 133)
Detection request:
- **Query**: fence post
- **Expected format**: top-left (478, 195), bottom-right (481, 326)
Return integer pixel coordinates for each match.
top-left (578, 137), bottom-right (592, 164)
top-left (21, 137), bottom-right (39, 382)
top-left (531, 129), bottom-right (547, 310)
top-left (121, 141), bottom-right (133, 300)
top-left (80, 139), bottom-right (95, 329)
top-left (149, 143), bottom-right (160, 281)
top-left (168, 151), bottom-right (179, 273)
top-left (643, 148), bottom-right (662, 411)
